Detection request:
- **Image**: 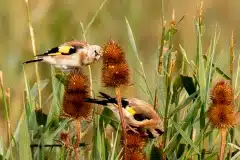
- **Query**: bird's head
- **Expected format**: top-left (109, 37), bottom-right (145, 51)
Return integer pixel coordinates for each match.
top-left (89, 45), bottom-right (103, 61)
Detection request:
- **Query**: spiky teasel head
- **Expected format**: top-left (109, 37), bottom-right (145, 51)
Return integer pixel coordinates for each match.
top-left (65, 69), bottom-right (89, 93)
top-left (208, 103), bottom-right (237, 129)
top-left (123, 130), bottom-right (146, 160)
top-left (126, 150), bottom-right (145, 160)
top-left (211, 80), bottom-right (234, 105)
top-left (126, 130), bottom-right (146, 149)
top-left (102, 63), bottom-right (130, 87)
top-left (62, 69), bottom-right (92, 119)
top-left (103, 39), bottom-right (126, 64)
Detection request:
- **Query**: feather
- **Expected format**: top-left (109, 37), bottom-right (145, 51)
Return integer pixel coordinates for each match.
top-left (23, 59), bottom-right (43, 64)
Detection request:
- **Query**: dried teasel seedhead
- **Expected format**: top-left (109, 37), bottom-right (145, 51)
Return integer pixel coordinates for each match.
top-left (124, 130), bottom-right (146, 160)
top-left (208, 104), bottom-right (237, 129)
top-left (60, 131), bottom-right (71, 148)
top-left (211, 81), bottom-right (234, 105)
top-left (126, 131), bottom-right (146, 149)
top-left (62, 99), bottom-right (92, 119)
top-left (60, 132), bottom-right (70, 142)
top-left (62, 69), bottom-right (92, 119)
top-left (103, 40), bottom-right (126, 64)
top-left (65, 69), bottom-right (89, 93)
top-left (126, 150), bottom-right (145, 160)
top-left (102, 63), bottom-right (130, 87)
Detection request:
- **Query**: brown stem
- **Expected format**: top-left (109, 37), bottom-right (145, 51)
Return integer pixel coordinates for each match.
top-left (74, 120), bottom-right (81, 160)
top-left (220, 128), bottom-right (227, 160)
top-left (67, 150), bottom-right (72, 160)
top-left (115, 87), bottom-right (127, 160)
top-left (6, 88), bottom-right (11, 146)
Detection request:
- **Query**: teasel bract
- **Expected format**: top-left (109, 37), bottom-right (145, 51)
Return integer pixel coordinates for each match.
top-left (102, 39), bottom-right (130, 159)
top-left (62, 68), bottom-right (92, 159)
top-left (208, 80), bottom-right (238, 160)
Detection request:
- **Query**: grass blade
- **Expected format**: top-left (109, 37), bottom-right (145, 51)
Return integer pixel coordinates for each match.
top-left (171, 120), bottom-right (200, 155)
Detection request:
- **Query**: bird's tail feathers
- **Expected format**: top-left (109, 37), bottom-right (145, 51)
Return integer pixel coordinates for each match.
top-left (23, 58), bottom-right (43, 64)
top-left (84, 98), bottom-right (108, 106)
top-left (99, 92), bottom-right (112, 99)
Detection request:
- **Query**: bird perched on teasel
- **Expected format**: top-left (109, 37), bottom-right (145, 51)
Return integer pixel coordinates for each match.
top-left (85, 92), bottom-right (164, 138)
top-left (23, 40), bottom-right (103, 69)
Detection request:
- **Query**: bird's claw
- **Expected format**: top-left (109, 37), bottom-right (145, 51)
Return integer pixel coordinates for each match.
top-left (126, 125), bottom-right (139, 134)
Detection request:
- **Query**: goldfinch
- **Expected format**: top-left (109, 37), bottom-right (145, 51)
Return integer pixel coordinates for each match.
top-left (85, 92), bottom-right (164, 138)
top-left (23, 40), bottom-right (102, 69)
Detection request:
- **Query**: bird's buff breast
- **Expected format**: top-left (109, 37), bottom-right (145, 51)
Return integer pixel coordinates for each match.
top-left (42, 54), bottom-right (80, 66)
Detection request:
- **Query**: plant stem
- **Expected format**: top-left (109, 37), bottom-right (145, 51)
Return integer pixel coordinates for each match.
top-left (230, 31), bottom-right (234, 85)
top-left (25, 0), bottom-right (41, 109)
top-left (0, 72), bottom-right (12, 159)
top-left (115, 87), bottom-right (127, 160)
top-left (74, 120), bottom-right (81, 160)
top-left (220, 128), bottom-right (227, 160)
top-left (6, 88), bottom-right (11, 150)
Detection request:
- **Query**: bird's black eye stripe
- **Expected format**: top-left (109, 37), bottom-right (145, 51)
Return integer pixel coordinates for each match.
top-left (45, 47), bottom-right (59, 54)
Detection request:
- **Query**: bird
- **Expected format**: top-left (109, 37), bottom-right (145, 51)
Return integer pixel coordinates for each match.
top-left (85, 92), bottom-right (164, 138)
top-left (23, 40), bottom-right (103, 69)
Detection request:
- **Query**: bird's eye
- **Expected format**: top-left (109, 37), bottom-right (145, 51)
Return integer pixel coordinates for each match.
top-left (94, 50), bottom-right (99, 56)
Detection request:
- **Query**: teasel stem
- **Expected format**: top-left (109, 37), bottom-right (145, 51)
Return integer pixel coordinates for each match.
top-left (74, 120), bottom-right (81, 160)
top-left (67, 150), bottom-right (73, 160)
top-left (220, 128), bottom-right (227, 160)
top-left (115, 87), bottom-right (127, 159)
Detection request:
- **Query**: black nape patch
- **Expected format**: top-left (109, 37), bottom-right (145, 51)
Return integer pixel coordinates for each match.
top-left (69, 48), bottom-right (76, 54)
top-left (134, 114), bottom-right (150, 121)
top-left (45, 47), bottom-right (59, 54)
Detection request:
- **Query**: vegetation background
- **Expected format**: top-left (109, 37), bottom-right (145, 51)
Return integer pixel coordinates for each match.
top-left (0, 0), bottom-right (240, 158)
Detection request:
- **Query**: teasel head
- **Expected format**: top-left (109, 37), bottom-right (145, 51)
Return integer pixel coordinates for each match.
top-left (208, 80), bottom-right (238, 160)
top-left (211, 80), bottom-right (234, 105)
top-left (59, 131), bottom-right (71, 148)
top-left (103, 39), bottom-right (126, 64)
top-left (207, 104), bottom-right (237, 129)
top-left (62, 69), bottom-right (92, 119)
top-left (102, 63), bottom-right (130, 87)
top-left (125, 130), bottom-right (146, 160)
top-left (102, 40), bottom-right (130, 87)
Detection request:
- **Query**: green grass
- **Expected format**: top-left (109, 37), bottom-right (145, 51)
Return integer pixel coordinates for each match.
top-left (0, 0), bottom-right (240, 160)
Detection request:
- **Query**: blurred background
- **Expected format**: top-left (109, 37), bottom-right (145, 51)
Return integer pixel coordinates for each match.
top-left (0, 0), bottom-right (240, 142)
